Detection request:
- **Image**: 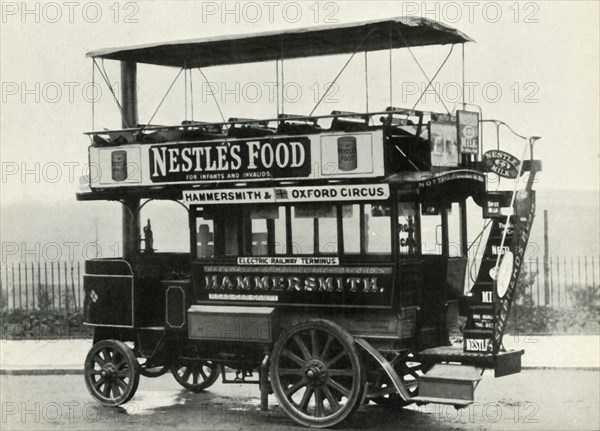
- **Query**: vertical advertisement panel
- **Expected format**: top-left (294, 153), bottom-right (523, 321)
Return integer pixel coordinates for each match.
top-left (430, 122), bottom-right (459, 167)
top-left (457, 110), bottom-right (480, 155)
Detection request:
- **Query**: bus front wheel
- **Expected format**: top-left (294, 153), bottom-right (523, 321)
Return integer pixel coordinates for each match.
top-left (270, 319), bottom-right (365, 428)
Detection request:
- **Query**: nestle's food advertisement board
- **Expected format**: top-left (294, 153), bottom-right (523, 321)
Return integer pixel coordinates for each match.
top-left (89, 130), bottom-right (384, 188)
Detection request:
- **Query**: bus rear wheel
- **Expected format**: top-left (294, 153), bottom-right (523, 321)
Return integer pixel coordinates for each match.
top-left (84, 340), bottom-right (140, 406)
top-left (138, 358), bottom-right (170, 378)
top-left (270, 320), bottom-right (365, 428)
top-left (170, 360), bottom-right (220, 392)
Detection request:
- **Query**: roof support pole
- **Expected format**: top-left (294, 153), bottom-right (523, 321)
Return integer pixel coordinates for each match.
top-left (460, 199), bottom-right (468, 257)
top-left (120, 61), bottom-right (140, 261)
top-left (461, 44), bottom-right (466, 110)
top-left (441, 208), bottom-right (449, 257)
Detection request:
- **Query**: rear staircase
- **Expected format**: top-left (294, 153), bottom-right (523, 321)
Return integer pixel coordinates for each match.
top-left (412, 158), bottom-right (541, 407)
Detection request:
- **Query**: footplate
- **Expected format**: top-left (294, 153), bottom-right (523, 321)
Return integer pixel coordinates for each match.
top-left (413, 363), bottom-right (481, 406)
top-left (418, 345), bottom-right (523, 377)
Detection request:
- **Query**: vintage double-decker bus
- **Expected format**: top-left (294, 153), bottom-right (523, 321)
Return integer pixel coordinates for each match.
top-left (78, 17), bottom-right (541, 427)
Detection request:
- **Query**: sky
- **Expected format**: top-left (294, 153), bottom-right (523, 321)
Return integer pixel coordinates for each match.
top-left (1, 0), bottom-right (599, 208)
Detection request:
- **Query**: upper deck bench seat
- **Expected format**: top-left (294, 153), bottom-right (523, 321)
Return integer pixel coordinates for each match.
top-left (181, 120), bottom-right (227, 141)
top-left (277, 114), bottom-right (322, 135)
top-left (329, 110), bottom-right (372, 132)
top-left (227, 118), bottom-right (277, 138)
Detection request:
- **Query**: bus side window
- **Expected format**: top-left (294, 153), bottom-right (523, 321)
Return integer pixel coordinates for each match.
top-left (291, 205), bottom-right (315, 255)
top-left (364, 204), bottom-right (392, 254)
top-left (196, 219), bottom-right (215, 258)
top-left (251, 219), bottom-right (268, 255)
top-left (223, 217), bottom-right (240, 256)
top-left (398, 202), bottom-right (418, 255)
top-left (342, 204), bottom-right (360, 254)
top-left (420, 211), bottom-right (441, 255)
top-left (249, 205), bottom-right (284, 256)
top-left (291, 204), bottom-right (339, 255)
top-left (274, 206), bottom-right (287, 254)
top-left (318, 206), bottom-right (338, 254)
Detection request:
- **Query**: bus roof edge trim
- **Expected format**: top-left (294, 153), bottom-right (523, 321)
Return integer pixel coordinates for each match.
top-left (86, 16), bottom-right (473, 68)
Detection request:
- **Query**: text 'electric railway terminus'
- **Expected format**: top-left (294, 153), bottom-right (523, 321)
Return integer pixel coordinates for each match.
top-left (77, 16), bottom-right (542, 428)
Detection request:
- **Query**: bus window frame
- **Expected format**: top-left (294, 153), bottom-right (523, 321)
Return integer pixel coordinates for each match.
top-left (189, 199), bottom-right (396, 263)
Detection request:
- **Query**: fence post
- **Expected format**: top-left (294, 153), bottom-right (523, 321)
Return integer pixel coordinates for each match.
top-left (562, 257), bottom-right (567, 307)
top-left (585, 256), bottom-right (589, 287)
top-left (24, 262), bottom-right (29, 312)
top-left (11, 263), bottom-right (15, 312)
top-left (543, 210), bottom-right (550, 306)
top-left (18, 263), bottom-right (23, 310)
top-left (570, 256), bottom-right (574, 307)
top-left (593, 256), bottom-right (596, 288)
top-left (4, 264), bottom-right (10, 311)
top-left (70, 262), bottom-right (77, 313)
top-left (51, 262), bottom-right (55, 311)
top-left (535, 256), bottom-right (540, 306)
top-left (77, 262), bottom-right (82, 310)
top-left (1, 265), bottom-right (4, 311)
top-left (57, 262), bottom-right (62, 312)
top-left (37, 262), bottom-right (41, 310)
top-left (44, 262), bottom-right (48, 311)
top-left (64, 261), bottom-right (69, 315)
top-left (577, 256), bottom-right (581, 287)
top-left (31, 263), bottom-right (35, 310)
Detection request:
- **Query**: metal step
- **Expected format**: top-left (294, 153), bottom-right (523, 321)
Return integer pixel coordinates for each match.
top-left (417, 346), bottom-right (524, 378)
top-left (411, 396), bottom-right (473, 407)
top-left (418, 345), bottom-right (495, 367)
top-left (416, 364), bottom-right (481, 404)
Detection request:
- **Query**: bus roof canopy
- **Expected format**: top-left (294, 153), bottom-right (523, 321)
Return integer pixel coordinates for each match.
top-left (87, 16), bottom-right (473, 68)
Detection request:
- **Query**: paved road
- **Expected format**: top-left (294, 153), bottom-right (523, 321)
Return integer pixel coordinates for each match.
top-left (1, 370), bottom-right (598, 430)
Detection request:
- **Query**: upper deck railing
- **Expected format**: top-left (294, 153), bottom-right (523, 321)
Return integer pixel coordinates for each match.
top-left (85, 107), bottom-right (449, 138)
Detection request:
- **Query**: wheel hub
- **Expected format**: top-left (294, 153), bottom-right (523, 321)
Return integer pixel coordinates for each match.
top-left (304, 359), bottom-right (327, 387)
top-left (100, 363), bottom-right (118, 380)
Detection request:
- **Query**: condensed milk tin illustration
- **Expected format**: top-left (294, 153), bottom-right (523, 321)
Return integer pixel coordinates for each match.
top-left (111, 150), bottom-right (128, 181)
top-left (337, 136), bottom-right (357, 171)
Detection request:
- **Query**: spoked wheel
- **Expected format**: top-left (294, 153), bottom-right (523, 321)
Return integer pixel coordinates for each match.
top-left (270, 320), bottom-right (365, 428)
top-left (84, 340), bottom-right (140, 406)
top-left (138, 358), bottom-right (170, 378)
top-left (369, 350), bottom-right (424, 408)
top-left (170, 360), bottom-right (220, 392)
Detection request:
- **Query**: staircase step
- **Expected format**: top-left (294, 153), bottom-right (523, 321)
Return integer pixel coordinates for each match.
top-left (418, 346), bottom-right (495, 367)
top-left (417, 364), bottom-right (481, 403)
